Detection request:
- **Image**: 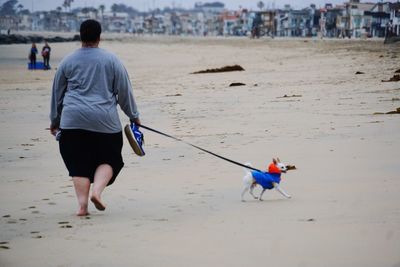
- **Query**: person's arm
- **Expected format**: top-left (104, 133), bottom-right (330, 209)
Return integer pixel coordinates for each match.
top-left (113, 58), bottom-right (140, 124)
top-left (49, 65), bottom-right (67, 135)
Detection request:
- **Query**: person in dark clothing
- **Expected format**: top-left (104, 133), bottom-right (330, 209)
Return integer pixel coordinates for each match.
top-left (29, 43), bottom-right (38, 70)
top-left (251, 13), bottom-right (263, 38)
top-left (42, 41), bottom-right (51, 70)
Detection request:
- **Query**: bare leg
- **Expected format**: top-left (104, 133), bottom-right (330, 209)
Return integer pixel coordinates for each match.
top-left (72, 177), bottom-right (91, 216)
top-left (90, 164), bottom-right (113, 211)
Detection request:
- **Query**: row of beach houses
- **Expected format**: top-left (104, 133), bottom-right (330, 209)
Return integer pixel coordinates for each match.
top-left (1, 1), bottom-right (399, 38)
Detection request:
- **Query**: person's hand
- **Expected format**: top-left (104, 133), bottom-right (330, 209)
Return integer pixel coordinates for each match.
top-left (131, 117), bottom-right (141, 126)
top-left (50, 125), bottom-right (59, 136)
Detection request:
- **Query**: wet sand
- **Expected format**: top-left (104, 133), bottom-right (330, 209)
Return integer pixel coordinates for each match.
top-left (0, 36), bottom-right (399, 266)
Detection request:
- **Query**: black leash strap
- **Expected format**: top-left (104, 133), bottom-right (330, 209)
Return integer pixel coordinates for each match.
top-left (139, 124), bottom-right (263, 173)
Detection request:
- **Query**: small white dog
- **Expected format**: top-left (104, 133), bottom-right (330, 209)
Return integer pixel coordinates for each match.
top-left (241, 158), bottom-right (291, 201)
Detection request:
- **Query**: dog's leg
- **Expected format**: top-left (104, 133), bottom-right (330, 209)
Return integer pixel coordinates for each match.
top-left (241, 185), bottom-right (250, 202)
top-left (242, 172), bottom-right (254, 201)
top-left (272, 182), bottom-right (291, 199)
top-left (249, 183), bottom-right (258, 199)
top-left (259, 188), bottom-right (267, 201)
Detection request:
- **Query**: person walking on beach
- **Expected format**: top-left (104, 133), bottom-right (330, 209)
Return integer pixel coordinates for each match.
top-left (29, 43), bottom-right (38, 70)
top-left (41, 41), bottom-right (51, 70)
top-left (49, 19), bottom-right (142, 216)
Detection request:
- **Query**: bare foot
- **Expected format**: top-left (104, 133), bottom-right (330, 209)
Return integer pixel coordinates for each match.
top-left (77, 208), bottom-right (89, 216)
top-left (90, 195), bottom-right (106, 211)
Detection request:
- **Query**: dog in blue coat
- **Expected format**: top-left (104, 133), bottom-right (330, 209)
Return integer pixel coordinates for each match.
top-left (241, 158), bottom-right (291, 201)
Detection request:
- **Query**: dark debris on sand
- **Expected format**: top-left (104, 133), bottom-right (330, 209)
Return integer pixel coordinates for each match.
top-left (229, 82), bottom-right (246, 87)
top-left (165, 93), bottom-right (182, 97)
top-left (382, 74), bottom-right (400, 82)
top-left (278, 94), bottom-right (302, 98)
top-left (373, 107), bottom-right (400, 115)
top-left (386, 107), bottom-right (400, 114)
top-left (192, 65), bottom-right (245, 74)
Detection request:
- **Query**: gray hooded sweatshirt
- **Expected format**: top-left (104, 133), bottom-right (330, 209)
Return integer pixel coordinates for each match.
top-left (50, 47), bottom-right (139, 133)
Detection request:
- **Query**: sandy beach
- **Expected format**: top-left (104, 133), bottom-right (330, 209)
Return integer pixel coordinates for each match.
top-left (0, 36), bottom-right (399, 266)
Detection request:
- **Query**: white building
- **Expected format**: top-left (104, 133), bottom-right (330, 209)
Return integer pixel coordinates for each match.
top-left (103, 12), bottom-right (130, 32)
top-left (389, 3), bottom-right (400, 36)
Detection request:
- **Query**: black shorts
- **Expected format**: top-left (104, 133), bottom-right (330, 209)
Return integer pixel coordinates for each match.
top-left (59, 129), bottom-right (124, 186)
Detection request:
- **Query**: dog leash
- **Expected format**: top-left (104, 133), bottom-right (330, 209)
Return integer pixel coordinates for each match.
top-left (139, 124), bottom-right (263, 173)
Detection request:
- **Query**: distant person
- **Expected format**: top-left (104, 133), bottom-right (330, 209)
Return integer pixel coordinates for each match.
top-left (50, 19), bottom-right (143, 216)
top-left (42, 41), bottom-right (51, 70)
top-left (7, 28), bottom-right (11, 35)
top-left (251, 14), bottom-right (262, 38)
top-left (29, 43), bottom-right (38, 70)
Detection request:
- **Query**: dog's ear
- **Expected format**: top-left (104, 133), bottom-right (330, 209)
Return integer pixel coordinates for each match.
top-left (273, 158), bottom-right (277, 164)
top-left (277, 158), bottom-right (281, 163)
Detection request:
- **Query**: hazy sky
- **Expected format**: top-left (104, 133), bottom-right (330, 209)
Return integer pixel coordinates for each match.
top-left (10, 0), bottom-right (382, 12)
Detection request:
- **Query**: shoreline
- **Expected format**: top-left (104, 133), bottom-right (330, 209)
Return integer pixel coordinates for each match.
top-left (1, 30), bottom-right (389, 45)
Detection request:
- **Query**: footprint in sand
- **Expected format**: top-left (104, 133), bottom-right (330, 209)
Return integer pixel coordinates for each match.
top-left (29, 231), bottom-right (43, 238)
top-left (21, 143), bottom-right (34, 147)
top-left (0, 243), bottom-right (10, 249)
top-left (153, 218), bottom-right (168, 222)
top-left (59, 221), bottom-right (73, 228)
top-left (299, 218), bottom-right (316, 222)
